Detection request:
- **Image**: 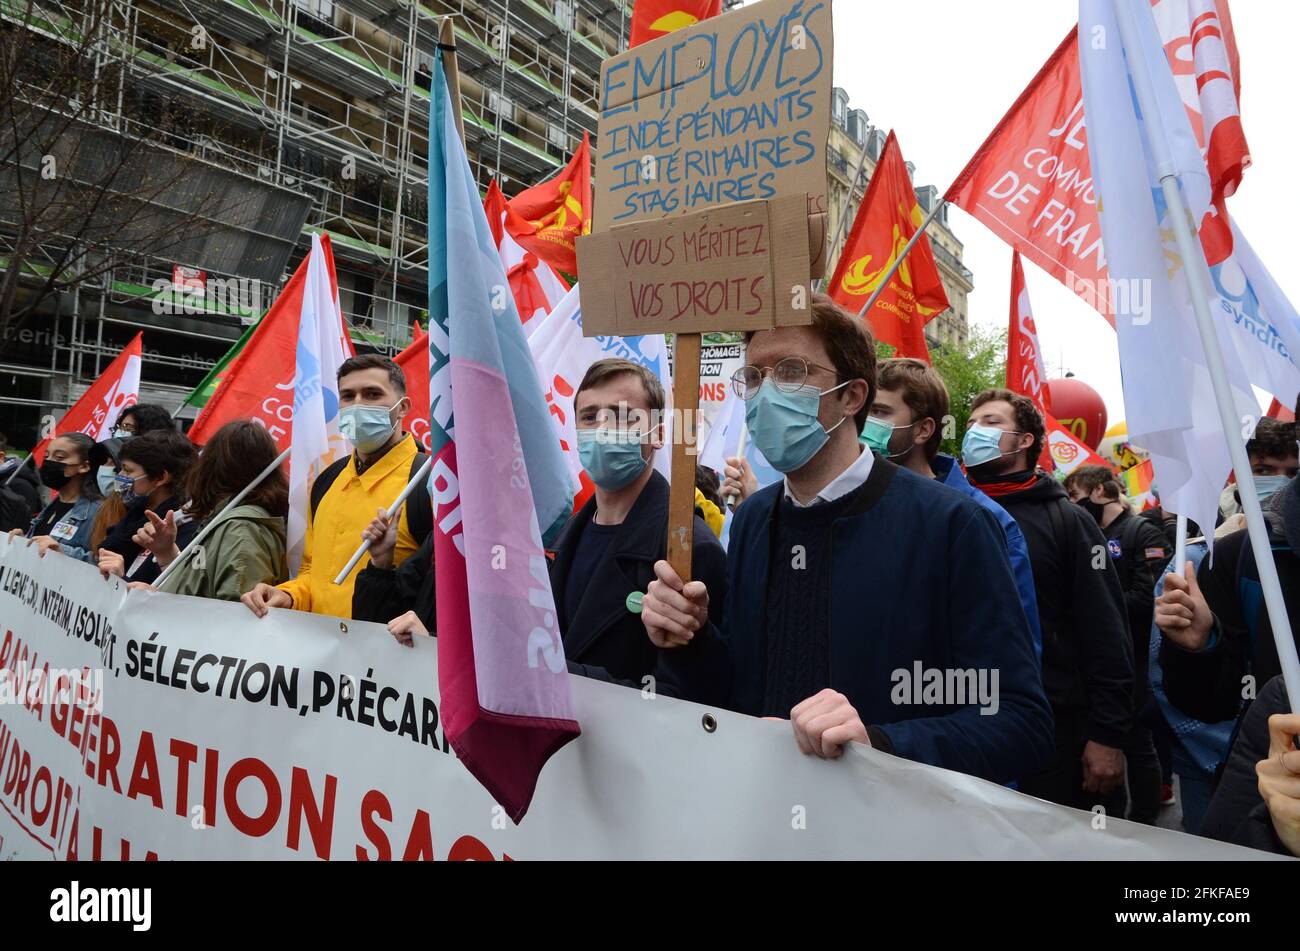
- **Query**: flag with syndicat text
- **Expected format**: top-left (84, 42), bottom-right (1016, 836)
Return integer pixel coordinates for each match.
top-left (32, 333), bottom-right (141, 465)
top-left (426, 53), bottom-right (578, 823)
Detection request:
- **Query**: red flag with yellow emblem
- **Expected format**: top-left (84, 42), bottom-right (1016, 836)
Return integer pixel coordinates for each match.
top-left (630, 0), bottom-right (723, 47)
top-left (505, 133), bottom-right (592, 276)
top-left (828, 131), bottom-right (949, 362)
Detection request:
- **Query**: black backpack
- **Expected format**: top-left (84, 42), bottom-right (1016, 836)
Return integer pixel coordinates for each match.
top-left (0, 487), bottom-right (28, 534)
top-left (309, 451), bottom-right (433, 544)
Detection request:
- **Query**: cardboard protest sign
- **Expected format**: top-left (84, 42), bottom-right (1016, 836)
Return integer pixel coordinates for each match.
top-left (592, 0), bottom-right (833, 278)
top-left (577, 195), bottom-right (811, 336)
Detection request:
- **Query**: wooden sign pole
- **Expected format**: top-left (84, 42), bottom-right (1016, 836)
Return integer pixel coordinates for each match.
top-left (667, 332), bottom-right (701, 582)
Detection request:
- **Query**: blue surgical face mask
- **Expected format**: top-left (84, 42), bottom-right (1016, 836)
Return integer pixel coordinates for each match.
top-left (861, 416), bottom-right (915, 458)
top-left (1253, 474), bottom-right (1290, 504)
top-left (116, 474), bottom-right (150, 511)
top-left (577, 428), bottom-right (649, 491)
top-left (339, 400), bottom-right (401, 453)
top-left (97, 466), bottom-right (117, 496)
top-left (746, 379), bottom-right (851, 474)
top-left (962, 424), bottom-right (1019, 469)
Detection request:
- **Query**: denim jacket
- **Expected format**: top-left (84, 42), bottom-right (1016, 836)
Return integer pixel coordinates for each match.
top-left (28, 494), bottom-right (101, 564)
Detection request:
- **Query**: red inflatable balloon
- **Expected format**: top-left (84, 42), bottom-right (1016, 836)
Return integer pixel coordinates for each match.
top-left (1045, 378), bottom-right (1108, 449)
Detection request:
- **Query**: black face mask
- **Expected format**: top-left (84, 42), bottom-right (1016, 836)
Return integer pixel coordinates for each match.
top-left (1076, 497), bottom-right (1107, 525)
top-left (39, 459), bottom-right (74, 491)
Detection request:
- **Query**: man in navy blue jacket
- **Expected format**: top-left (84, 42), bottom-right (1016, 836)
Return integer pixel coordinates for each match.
top-left (642, 295), bottom-right (1053, 785)
top-left (864, 357), bottom-right (1042, 661)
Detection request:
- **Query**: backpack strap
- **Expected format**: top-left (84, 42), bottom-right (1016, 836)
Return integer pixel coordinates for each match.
top-left (404, 452), bottom-right (433, 545)
top-left (309, 457), bottom-right (351, 522)
top-left (1115, 512), bottom-right (1146, 592)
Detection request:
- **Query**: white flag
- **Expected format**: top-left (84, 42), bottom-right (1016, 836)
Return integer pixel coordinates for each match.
top-left (1078, 0), bottom-right (1292, 546)
top-left (286, 234), bottom-right (350, 572)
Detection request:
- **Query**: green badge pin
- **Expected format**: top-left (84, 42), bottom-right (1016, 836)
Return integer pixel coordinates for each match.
top-left (625, 591), bottom-right (644, 615)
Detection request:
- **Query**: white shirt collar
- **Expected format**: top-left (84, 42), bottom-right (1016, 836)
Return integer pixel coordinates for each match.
top-left (783, 446), bottom-right (874, 508)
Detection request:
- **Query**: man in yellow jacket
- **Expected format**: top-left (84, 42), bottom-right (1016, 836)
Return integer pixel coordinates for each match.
top-left (241, 354), bottom-right (426, 620)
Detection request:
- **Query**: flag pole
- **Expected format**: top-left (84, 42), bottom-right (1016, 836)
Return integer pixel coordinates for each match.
top-left (818, 136), bottom-right (873, 292)
top-left (152, 448), bottom-right (290, 589)
top-left (3, 453), bottom-right (35, 487)
top-left (438, 17), bottom-right (466, 146)
top-left (1172, 512), bottom-right (1188, 579)
top-left (855, 199), bottom-right (947, 319)
top-left (1111, 0), bottom-right (1300, 709)
top-left (331, 456), bottom-right (434, 585)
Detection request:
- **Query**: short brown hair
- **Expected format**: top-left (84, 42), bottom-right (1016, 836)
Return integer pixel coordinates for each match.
top-left (746, 293), bottom-right (878, 430)
top-left (338, 353), bottom-right (406, 395)
top-left (575, 358), bottom-right (666, 413)
top-left (1247, 416), bottom-right (1298, 462)
top-left (878, 357), bottom-right (949, 460)
top-left (1064, 464), bottom-right (1122, 501)
top-left (971, 387), bottom-right (1046, 464)
top-left (186, 420), bottom-right (289, 520)
top-left (118, 429), bottom-right (198, 492)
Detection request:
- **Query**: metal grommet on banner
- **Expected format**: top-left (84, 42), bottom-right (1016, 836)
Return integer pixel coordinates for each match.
top-left (339, 622), bottom-right (348, 635)
top-left (625, 591), bottom-right (644, 615)
top-left (701, 713), bottom-right (717, 734)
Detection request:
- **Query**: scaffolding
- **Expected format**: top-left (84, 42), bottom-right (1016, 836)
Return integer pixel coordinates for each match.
top-left (0, 0), bottom-right (631, 427)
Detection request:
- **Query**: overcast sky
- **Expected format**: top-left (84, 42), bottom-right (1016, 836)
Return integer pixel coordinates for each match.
top-left (829, 0), bottom-right (1298, 426)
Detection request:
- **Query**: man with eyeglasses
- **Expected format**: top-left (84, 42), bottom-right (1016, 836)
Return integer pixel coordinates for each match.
top-left (963, 388), bottom-right (1134, 816)
top-left (641, 295), bottom-right (1053, 785)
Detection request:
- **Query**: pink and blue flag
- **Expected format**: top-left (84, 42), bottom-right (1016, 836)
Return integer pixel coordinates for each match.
top-left (426, 54), bottom-right (579, 822)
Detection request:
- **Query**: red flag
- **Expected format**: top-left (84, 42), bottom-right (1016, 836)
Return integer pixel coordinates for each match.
top-left (1265, 397), bottom-right (1296, 423)
top-left (1044, 411), bottom-right (1113, 477)
top-left (1005, 252), bottom-right (1055, 472)
top-left (629, 0), bottom-right (723, 47)
top-left (485, 180), bottom-right (571, 333)
top-left (33, 333), bottom-right (142, 465)
top-left (948, 12), bottom-right (1250, 317)
top-left (395, 323), bottom-right (431, 451)
top-left (189, 234), bottom-right (350, 450)
top-left (505, 133), bottom-right (592, 276)
top-left (827, 131), bottom-right (949, 362)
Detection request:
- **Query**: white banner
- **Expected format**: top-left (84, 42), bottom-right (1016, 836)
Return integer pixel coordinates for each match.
top-left (0, 536), bottom-right (1274, 860)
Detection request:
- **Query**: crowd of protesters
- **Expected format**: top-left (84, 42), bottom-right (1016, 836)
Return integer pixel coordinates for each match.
top-left (5, 293), bottom-right (1300, 856)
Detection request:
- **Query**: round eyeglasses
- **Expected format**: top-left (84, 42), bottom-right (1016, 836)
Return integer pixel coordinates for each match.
top-left (731, 357), bottom-right (842, 400)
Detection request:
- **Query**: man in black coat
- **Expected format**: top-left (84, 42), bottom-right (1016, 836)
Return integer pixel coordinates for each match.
top-left (1065, 464), bottom-right (1170, 824)
top-left (964, 389), bottom-right (1135, 814)
top-left (0, 432), bottom-right (42, 522)
top-left (549, 358), bottom-right (726, 699)
top-left (353, 358), bottom-right (728, 702)
top-left (1156, 473), bottom-right (1300, 725)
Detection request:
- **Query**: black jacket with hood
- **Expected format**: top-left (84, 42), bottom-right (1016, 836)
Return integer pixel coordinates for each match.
top-left (981, 472), bottom-right (1135, 747)
top-left (1160, 475), bottom-right (1300, 724)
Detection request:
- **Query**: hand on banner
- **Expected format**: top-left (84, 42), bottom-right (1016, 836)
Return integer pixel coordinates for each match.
top-left (643, 560), bottom-right (708, 649)
top-left (21, 534), bottom-right (62, 558)
top-left (1154, 562), bottom-right (1214, 651)
top-left (388, 610), bottom-right (429, 647)
top-left (361, 508), bottom-right (399, 569)
top-left (134, 510), bottom-right (180, 567)
top-left (241, 582), bottom-right (293, 618)
top-left (127, 582), bottom-right (157, 591)
top-left (1081, 741), bottom-right (1125, 795)
top-left (98, 549), bottom-right (126, 579)
top-left (790, 689), bottom-right (871, 759)
top-left (1258, 713), bottom-right (1300, 857)
top-left (723, 456), bottom-right (758, 508)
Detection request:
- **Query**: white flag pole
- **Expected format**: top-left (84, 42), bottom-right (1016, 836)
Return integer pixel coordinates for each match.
top-left (152, 448), bottom-right (290, 589)
top-left (331, 455), bottom-right (434, 585)
top-left (855, 199), bottom-right (947, 320)
top-left (1173, 512), bottom-right (1188, 579)
top-left (3, 453), bottom-right (35, 487)
top-left (1111, 0), bottom-right (1300, 709)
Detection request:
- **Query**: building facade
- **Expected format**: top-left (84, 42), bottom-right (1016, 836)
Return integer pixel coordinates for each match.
top-left (0, 2), bottom-right (972, 450)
